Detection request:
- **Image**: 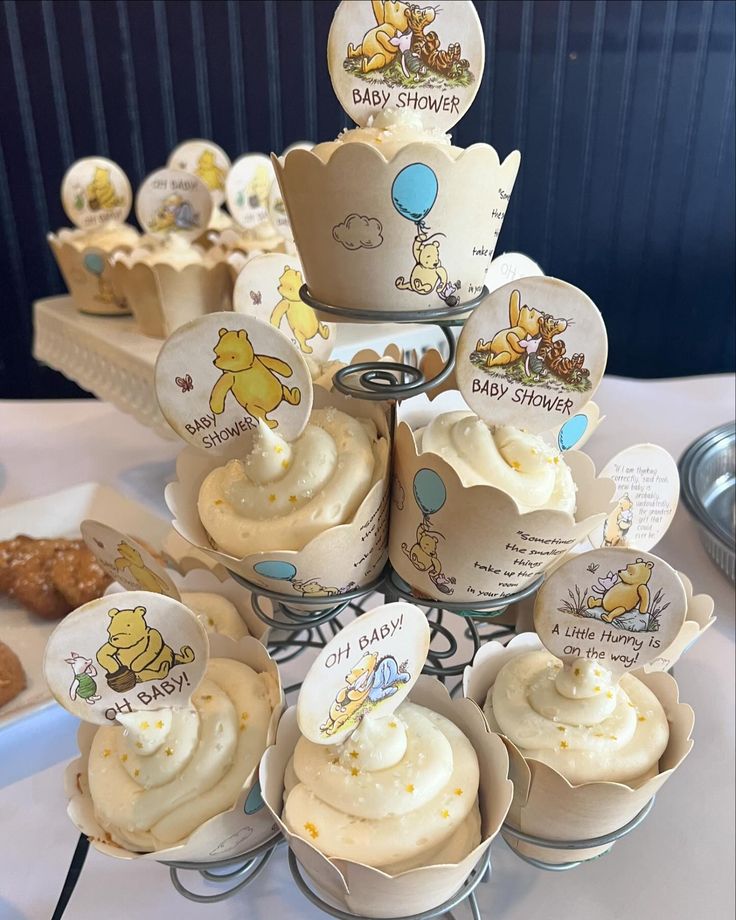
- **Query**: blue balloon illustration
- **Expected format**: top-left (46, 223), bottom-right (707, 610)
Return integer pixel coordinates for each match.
top-left (253, 560), bottom-right (297, 581)
top-left (83, 251), bottom-right (105, 276)
top-left (558, 414), bottom-right (588, 452)
top-left (391, 163), bottom-right (438, 224)
top-left (413, 468), bottom-right (446, 516)
top-left (244, 779), bottom-right (265, 815)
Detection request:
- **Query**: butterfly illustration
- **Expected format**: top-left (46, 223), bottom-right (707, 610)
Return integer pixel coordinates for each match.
top-left (250, 290), bottom-right (262, 306)
top-left (175, 374), bottom-right (194, 393)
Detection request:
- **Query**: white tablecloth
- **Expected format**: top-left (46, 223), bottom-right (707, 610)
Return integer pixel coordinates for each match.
top-left (0, 376), bottom-right (734, 920)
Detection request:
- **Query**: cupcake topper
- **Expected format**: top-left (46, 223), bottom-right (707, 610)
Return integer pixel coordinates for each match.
top-left (233, 253), bottom-right (336, 362)
top-left (226, 154), bottom-right (275, 229)
top-left (534, 548), bottom-right (687, 678)
top-left (327, 0), bottom-right (485, 133)
top-left (267, 180), bottom-right (293, 242)
top-left (456, 277), bottom-right (608, 434)
top-left (154, 311), bottom-right (313, 457)
top-left (587, 444), bottom-right (680, 551)
top-left (136, 168), bottom-right (213, 241)
top-left (298, 602), bottom-right (431, 746)
top-left (44, 590), bottom-right (208, 725)
top-left (167, 139), bottom-right (231, 208)
top-left (80, 521), bottom-right (180, 600)
top-left (61, 157), bottom-right (132, 229)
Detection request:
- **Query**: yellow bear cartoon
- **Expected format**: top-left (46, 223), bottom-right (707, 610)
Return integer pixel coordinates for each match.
top-left (474, 289), bottom-right (543, 367)
top-left (347, 1), bottom-right (427, 74)
top-left (270, 266), bottom-right (329, 354)
top-left (320, 652), bottom-right (378, 736)
top-left (86, 167), bottom-right (122, 211)
top-left (113, 541), bottom-right (172, 596)
top-left (395, 232), bottom-right (448, 296)
top-left (603, 495), bottom-right (634, 547)
top-left (96, 604), bottom-right (195, 687)
top-left (208, 327), bottom-right (301, 429)
top-left (195, 149), bottom-right (226, 192)
top-left (402, 519), bottom-right (442, 578)
top-left (246, 164), bottom-right (271, 210)
top-left (587, 558), bottom-right (654, 624)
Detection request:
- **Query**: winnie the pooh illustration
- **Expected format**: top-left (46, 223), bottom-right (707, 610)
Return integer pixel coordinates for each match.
top-left (195, 149), bottom-right (226, 192)
top-left (346, 1), bottom-right (418, 74)
top-left (603, 495), bottom-right (634, 547)
top-left (246, 164), bottom-right (271, 210)
top-left (401, 519), bottom-right (454, 594)
top-left (86, 167), bottom-right (122, 211)
top-left (96, 604), bottom-right (195, 690)
top-left (113, 541), bottom-right (172, 596)
top-left (320, 652), bottom-right (378, 736)
top-left (587, 558), bottom-right (654, 624)
top-left (395, 231), bottom-right (448, 297)
top-left (474, 289), bottom-right (543, 367)
top-left (270, 266), bottom-right (329, 354)
top-left (208, 327), bottom-right (301, 429)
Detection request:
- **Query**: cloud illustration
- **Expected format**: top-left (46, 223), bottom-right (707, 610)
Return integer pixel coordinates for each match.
top-left (332, 213), bottom-right (384, 250)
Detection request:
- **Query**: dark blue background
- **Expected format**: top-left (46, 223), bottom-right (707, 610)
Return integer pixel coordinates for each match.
top-left (1, 0), bottom-right (734, 397)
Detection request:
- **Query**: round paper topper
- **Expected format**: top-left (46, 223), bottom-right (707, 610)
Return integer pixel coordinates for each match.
top-left (44, 590), bottom-right (209, 725)
top-left (81, 520), bottom-right (180, 600)
top-left (136, 168), bottom-right (214, 240)
top-left (456, 277), bottom-right (608, 434)
top-left (327, 0), bottom-right (485, 133)
top-left (485, 252), bottom-right (544, 295)
top-left (167, 138), bottom-right (231, 207)
top-left (233, 253), bottom-right (336, 362)
top-left (534, 548), bottom-right (687, 677)
top-left (590, 444), bottom-right (680, 552)
top-left (154, 311), bottom-right (313, 457)
top-left (267, 179), bottom-right (292, 242)
top-left (61, 157), bottom-right (132, 229)
top-left (226, 154), bottom-right (275, 229)
top-left (298, 602), bottom-right (431, 746)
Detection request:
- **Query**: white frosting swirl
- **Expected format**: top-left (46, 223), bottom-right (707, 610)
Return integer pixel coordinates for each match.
top-left (198, 408), bottom-right (386, 557)
top-left (417, 411), bottom-right (576, 514)
top-left (180, 591), bottom-right (249, 640)
top-left (311, 109), bottom-right (460, 162)
top-left (87, 658), bottom-right (276, 852)
top-left (56, 221), bottom-right (139, 253)
top-left (484, 650), bottom-right (669, 785)
top-left (283, 702), bottom-right (481, 872)
top-left (133, 233), bottom-right (209, 269)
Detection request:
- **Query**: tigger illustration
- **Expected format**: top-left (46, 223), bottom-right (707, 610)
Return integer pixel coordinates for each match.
top-left (536, 313), bottom-right (568, 362)
top-left (415, 31), bottom-right (469, 77)
top-left (545, 340), bottom-right (589, 383)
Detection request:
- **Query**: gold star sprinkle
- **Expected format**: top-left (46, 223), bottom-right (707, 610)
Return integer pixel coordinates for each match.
top-left (606, 691), bottom-right (613, 700)
top-left (351, 767), bottom-right (360, 777)
top-left (560, 740), bottom-right (569, 749)
top-left (557, 726), bottom-right (566, 733)
top-left (208, 617), bottom-right (215, 626)
top-left (165, 747), bottom-right (174, 757)
top-left (511, 460), bottom-right (521, 471)
top-left (241, 712), bottom-right (249, 721)
top-left (140, 721), bottom-right (150, 730)
top-left (268, 494), bottom-right (276, 503)
top-left (202, 694), bottom-right (213, 701)
top-left (156, 720), bottom-right (164, 729)
top-left (349, 751), bottom-right (359, 759)
top-left (274, 445), bottom-right (283, 454)
top-left (454, 788), bottom-right (464, 796)
top-left (281, 459), bottom-right (290, 470)
top-left (330, 757), bottom-right (340, 766)
top-left (214, 499), bottom-right (223, 506)
top-left (240, 724), bottom-right (246, 732)
top-left (638, 715), bottom-right (646, 722)
top-left (553, 456), bottom-right (560, 464)
top-left (120, 753), bottom-right (128, 763)
top-left (304, 822), bottom-right (319, 839)
top-left (574, 667), bottom-right (581, 677)
top-left (594, 685), bottom-right (601, 693)
top-left (136, 742), bottom-right (143, 749)
top-left (441, 809), bottom-right (450, 819)
top-left (388, 721), bottom-right (397, 729)
top-left (288, 495), bottom-right (297, 504)
top-left (103, 749), bottom-right (111, 758)
top-left (595, 669), bottom-right (602, 677)
top-left (609, 735), bottom-right (618, 741)
top-left (406, 784), bottom-right (415, 794)
top-left (134, 769), bottom-right (140, 777)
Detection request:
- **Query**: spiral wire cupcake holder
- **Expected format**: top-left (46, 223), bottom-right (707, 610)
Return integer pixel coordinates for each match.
top-left (299, 284), bottom-right (490, 400)
top-left (287, 847), bottom-right (492, 920)
top-left (500, 796), bottom-right (656, 871)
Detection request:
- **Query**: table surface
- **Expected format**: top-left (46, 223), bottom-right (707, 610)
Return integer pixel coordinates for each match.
top-left (0, 375), bottom-right (734, 920)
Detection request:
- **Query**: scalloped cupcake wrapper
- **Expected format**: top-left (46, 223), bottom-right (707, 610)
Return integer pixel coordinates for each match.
top-left (64, 634), bottom-right (285, 863)
top-left (48, 233), bottom-right (134, 316)
top-left (272, 144), bottom-right (520, 318)
top-left (463, 633), bottom-right (695, 865)
top-left (259, 676), bottom-right (513, 919)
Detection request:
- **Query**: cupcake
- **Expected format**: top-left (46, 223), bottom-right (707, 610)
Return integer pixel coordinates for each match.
top-left (389, 390), bottom-right (614, 603)
top-left (262, 654), bottom-right (512, 916)
top-left (110, 236), bottom-right (233, 338)
top-left (464, 633), bottom-right (694, 865)
top-left (49, 157), bottom-right (139, 315)
top-left (66, 631), bottom-right (283, 861)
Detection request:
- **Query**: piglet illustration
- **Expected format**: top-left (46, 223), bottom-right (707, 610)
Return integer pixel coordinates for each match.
top-left (66, 652), bottom-right (102, 704)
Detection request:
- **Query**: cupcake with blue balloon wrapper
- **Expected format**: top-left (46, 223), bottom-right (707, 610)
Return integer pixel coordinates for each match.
top-left (271, 0), bottom-right (519, 318)
top-left (48, 156), bottom-right (139, 315)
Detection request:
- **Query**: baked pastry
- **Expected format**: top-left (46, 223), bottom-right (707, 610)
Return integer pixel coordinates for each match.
top-left (483, 650), bottom-right (669, 785)
top-left (180, 591), bottom-right (249, 641)
top-left (0, 641), bottom-right (26, 708)
top-left (283, 702), bottom-right (481, 872)
top-left (198, 408), bottom-right (388, 558)
top-left (0, 536), bottom-right (111, 619)
top-left (87, 657), bottom-right (278, 851)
